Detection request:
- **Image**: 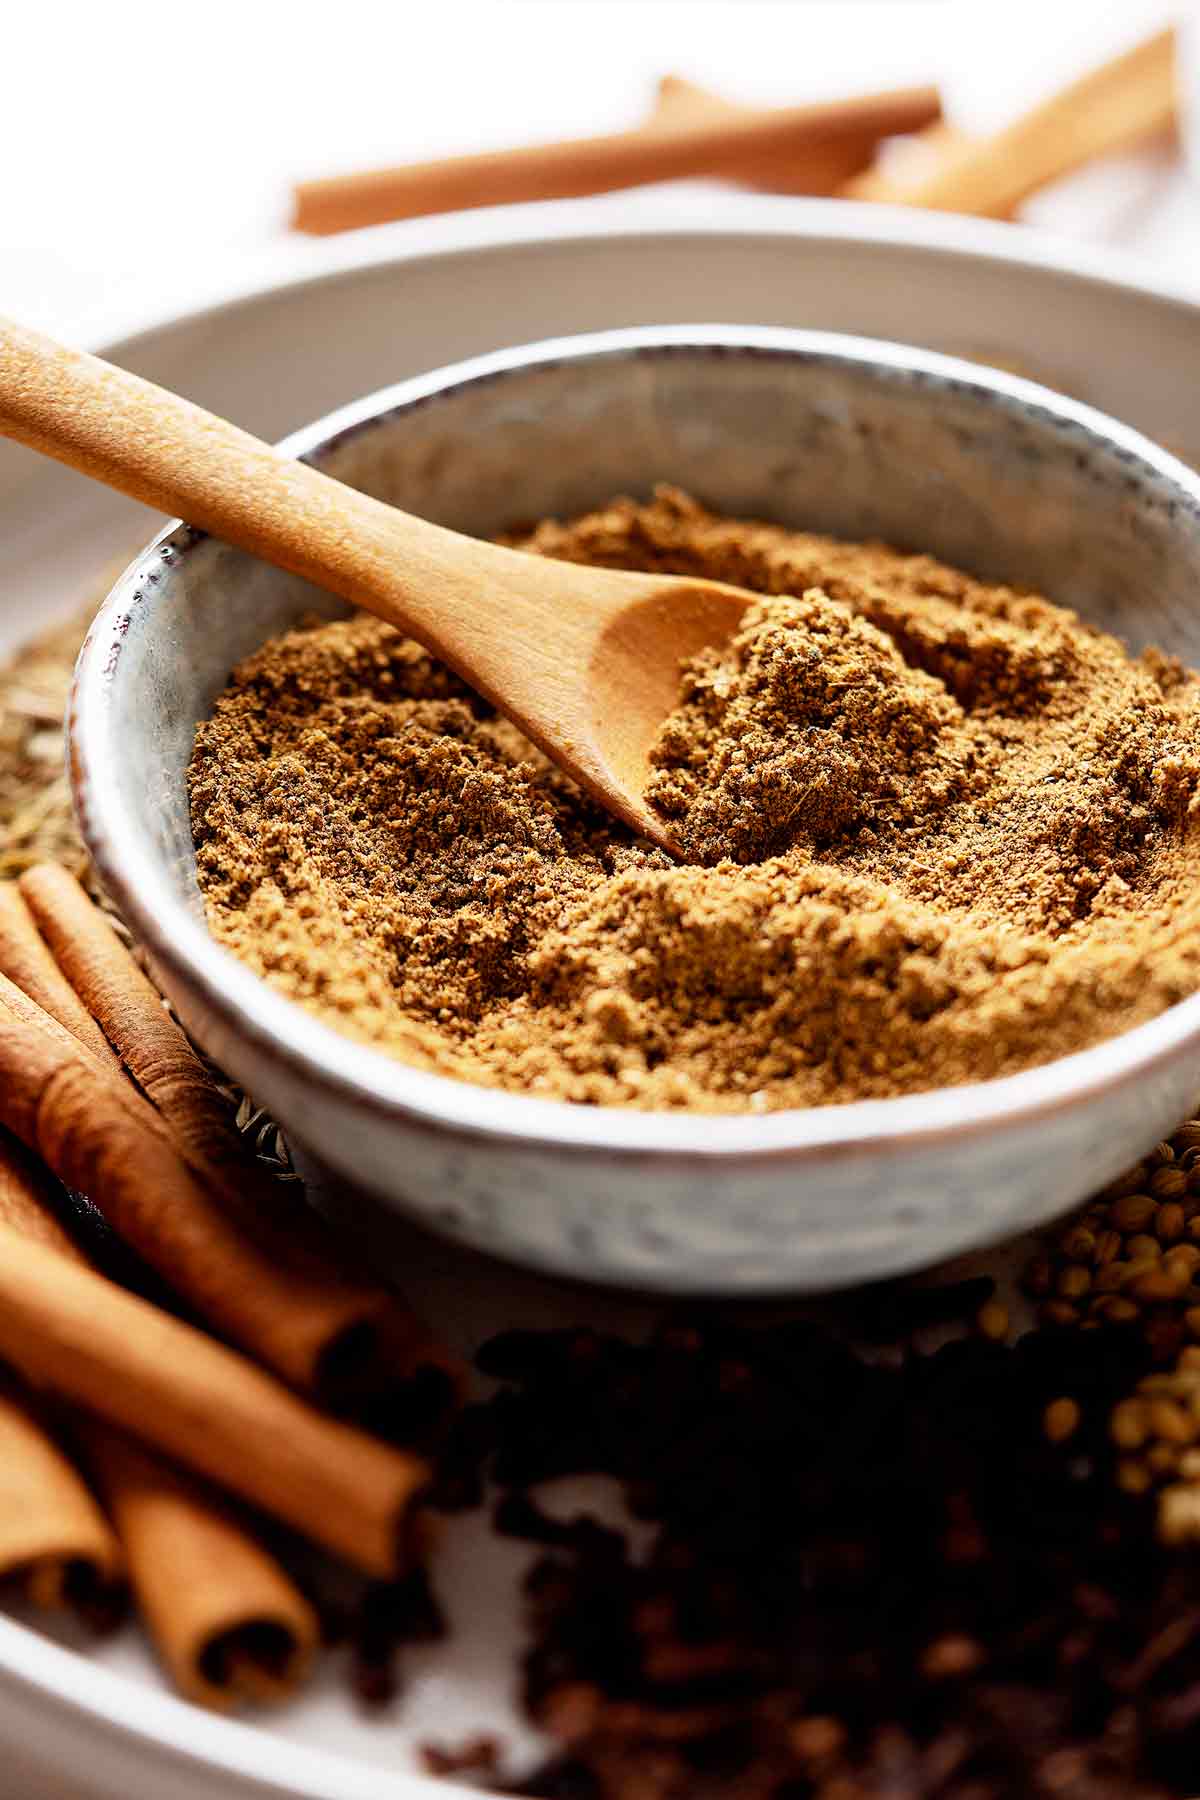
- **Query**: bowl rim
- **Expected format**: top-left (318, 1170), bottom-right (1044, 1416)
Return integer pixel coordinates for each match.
top-left (71, 320), bottom-right (1200, 1163)
top-left (72, 194), bottom-right (1200, 366)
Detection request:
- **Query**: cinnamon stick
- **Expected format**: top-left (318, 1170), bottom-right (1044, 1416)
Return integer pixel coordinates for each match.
top-left (647, 75), bottom-right (879, 195)
top-left (0, 1371), bottom-right (122, 1618)
top-left (0, 1221), bottom-right (427, 1576)
top-left (19, 866), bottom-right (269, 1155)
top-left (20, 864), bottom-right (460, 1403)
top-left (0, 1126), bottom-right (79, 1251)
top-left (0, 882), bottom-right (111, 1062)
top-left (0, 1131), bottom-right (324, 1702)
top-left (840, 120), bottom-right (987, 206)
top-left (82, 1426), bottom-right (319, 1710)
top-left (648, 78), bottom-right (984, 212)
top-left (0, 949), bottom-right (122, 1068)
top-left (0, 959), bottom-right (429, 1399)
top-left (292, 83), bottom-right (941, 236)
top-left (847, 27), bottom-right (1177, 218)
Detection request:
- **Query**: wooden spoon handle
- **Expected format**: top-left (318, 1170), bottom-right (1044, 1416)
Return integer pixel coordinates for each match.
top-left (0, 315), bottom-right (459, 630)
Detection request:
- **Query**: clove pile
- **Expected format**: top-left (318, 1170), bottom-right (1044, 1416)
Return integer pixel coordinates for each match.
top-left (439, 1299), bottom-right (1200, 1799)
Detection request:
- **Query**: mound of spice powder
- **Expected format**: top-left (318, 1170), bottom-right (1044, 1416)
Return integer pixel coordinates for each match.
top-left (188, 488), bottom-right (1200, 1112)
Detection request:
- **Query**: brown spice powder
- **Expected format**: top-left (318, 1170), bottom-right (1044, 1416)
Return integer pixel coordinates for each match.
top-left (188, 488), bottom-right (1200, 1113)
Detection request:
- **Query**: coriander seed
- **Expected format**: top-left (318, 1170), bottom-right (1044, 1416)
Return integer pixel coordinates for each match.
top-left (1043, 1398), bottom-right (1081, 1443)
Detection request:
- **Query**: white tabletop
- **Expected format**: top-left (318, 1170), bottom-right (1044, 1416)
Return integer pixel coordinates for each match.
top-left (3, 0), bottom-right (1196, 344)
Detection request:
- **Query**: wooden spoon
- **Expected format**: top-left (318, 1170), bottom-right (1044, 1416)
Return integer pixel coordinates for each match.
top-left (0, 318), bottom-right (750, 852)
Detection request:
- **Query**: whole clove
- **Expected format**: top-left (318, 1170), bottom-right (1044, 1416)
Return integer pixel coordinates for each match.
top-left (453, 1311), bottom-right (1200, 1799)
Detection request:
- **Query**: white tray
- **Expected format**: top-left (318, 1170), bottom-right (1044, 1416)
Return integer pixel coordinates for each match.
top-left (2, 194), bottom-right (1199, 1800)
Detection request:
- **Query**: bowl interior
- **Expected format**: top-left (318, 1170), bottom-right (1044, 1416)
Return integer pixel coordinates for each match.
top-left (76, 327), bottom-right (1200, 1117)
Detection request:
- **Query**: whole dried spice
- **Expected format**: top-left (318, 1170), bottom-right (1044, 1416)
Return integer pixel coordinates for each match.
top-left (0, 574), bottom-right (303, 1187)
top-left (1022, 1120), bottom-right (1200, 1522)
top-left (446, 1313), bottom-right (1195, 1800)
top-left (190, 488), bottom-right (1200, 1114)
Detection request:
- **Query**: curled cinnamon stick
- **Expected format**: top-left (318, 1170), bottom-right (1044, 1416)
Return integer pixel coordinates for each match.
top-left (840, 120), bottom-right (987, 206)
top-left (0, 1129), bottom-right (127, 1629)
top-left (20, 866), bottom-right (276, 1170)
top-left (647, 75), bottom-right (879, 195)
top-left (20, 864), bottom-right (460, 1405)
top-left (82, 1427), bottom-right (318, 1710)
top-left (0, 956), bottom-right (423, 1399)
top-left (0, 1127), bottom-right (78, 1251)
top-left (0, 1131), bottom-right (324, 1703)
top-left (0, 1371), bottom-right (122, 1619)
top-left (0, 953), bottom-right (120, 1068)
top-left (292, 83), bottom-right (941, 235)
top-left (0, 883), bottom-right (111, 1062)
top-left (0, 1221), bottom-right (427, 1576)
top-left (848, 27), bottom-right (1176, 218)
top-left (647, 78), bottom-right (984, 214)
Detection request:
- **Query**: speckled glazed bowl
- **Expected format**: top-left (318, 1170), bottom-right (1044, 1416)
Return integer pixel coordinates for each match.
top-left (71, 325), bottom-right (1200, 1292)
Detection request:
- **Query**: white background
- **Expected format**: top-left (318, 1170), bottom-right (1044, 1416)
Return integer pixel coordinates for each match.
top-left (1, 0), bottom-right (1195, 340)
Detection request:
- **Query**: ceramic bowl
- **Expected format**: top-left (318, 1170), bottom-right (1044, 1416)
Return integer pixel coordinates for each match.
top-left (70, 324), bottom-right (1200, 1292)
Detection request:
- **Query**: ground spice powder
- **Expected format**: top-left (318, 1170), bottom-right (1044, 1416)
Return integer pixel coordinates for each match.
top-left (188, 488), bottom-right (1200, 1113)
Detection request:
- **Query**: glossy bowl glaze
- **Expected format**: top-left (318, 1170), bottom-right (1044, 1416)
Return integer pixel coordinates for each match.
top-left (71, 325), bottom-right (1200, 1291)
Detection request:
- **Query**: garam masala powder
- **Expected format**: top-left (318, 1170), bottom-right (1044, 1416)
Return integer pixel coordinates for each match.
top-left (188, 487), bottom-right (1200, 1113)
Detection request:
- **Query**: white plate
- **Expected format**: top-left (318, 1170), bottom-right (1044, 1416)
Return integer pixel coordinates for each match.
top-left (2, 194), bottom-right (1199, 1799)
